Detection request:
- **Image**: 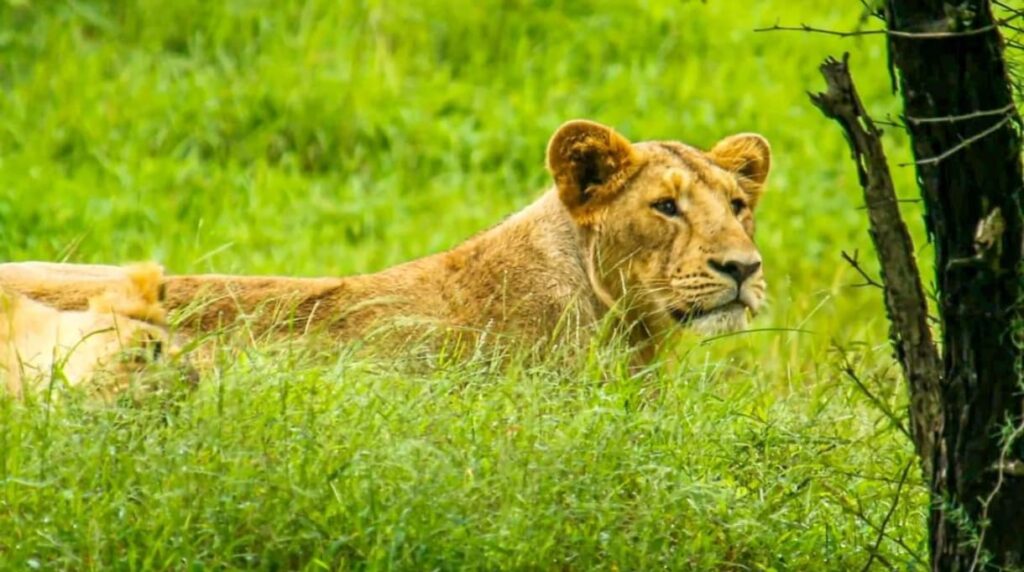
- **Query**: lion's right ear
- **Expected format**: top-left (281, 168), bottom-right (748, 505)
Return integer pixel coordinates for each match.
top-left (547, 120), bottom-right (638, 225)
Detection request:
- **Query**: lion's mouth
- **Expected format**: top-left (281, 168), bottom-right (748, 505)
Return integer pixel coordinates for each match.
top-left (669, 301), bottom-right (747, 325)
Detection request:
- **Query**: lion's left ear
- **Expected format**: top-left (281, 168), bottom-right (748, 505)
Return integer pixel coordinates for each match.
top-left (88, 263), bottom-right (167, 324)
top-left (708, 133), bottom-right (772, 205)
top-left (547, 120), bottom-right (639, 224)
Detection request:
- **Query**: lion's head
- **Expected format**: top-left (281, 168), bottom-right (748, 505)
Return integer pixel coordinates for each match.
top-left (547, 119), bottom-right (770, 338)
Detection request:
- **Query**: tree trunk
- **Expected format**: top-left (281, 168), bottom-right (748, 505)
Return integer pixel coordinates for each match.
top-left (884, 1), bottom-right (1024, 569)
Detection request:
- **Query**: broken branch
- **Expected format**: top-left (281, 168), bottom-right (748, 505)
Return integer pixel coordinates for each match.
top-left (810, 54), bottom-right (943, 477)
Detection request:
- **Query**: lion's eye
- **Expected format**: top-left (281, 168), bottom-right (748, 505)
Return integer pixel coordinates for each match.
top-left (651, 199), bottom-right (679, 217)
top-left (731, 199), bottom-right (747, 215)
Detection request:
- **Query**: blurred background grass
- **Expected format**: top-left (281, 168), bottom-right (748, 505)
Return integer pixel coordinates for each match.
top-left (0, 0), bottom-right (938, 569)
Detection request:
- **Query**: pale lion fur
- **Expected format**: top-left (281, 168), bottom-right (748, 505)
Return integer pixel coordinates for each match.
top-left (0, 264), bottom-right (170, 398)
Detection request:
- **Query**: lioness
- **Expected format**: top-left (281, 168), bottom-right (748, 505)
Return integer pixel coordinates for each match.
top-left (1, 264), bottom-right (171, 398)
top-left (0, 120), bottom-right (770, 361)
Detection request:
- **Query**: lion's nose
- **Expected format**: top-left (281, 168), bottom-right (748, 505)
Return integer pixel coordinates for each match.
top-left (708, 256), bottom-right (762, 286)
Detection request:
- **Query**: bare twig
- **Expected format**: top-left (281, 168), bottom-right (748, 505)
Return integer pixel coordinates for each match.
top-left (822, 481), bottom-right (928, 567)
top-left (841, 250), bottom-right (885, 289)
top-left (860, 461), bottom-right (914, 572)
top-left (1001, 22), bottom-right (1024, 34)
top-left (993, 0), bottom-right (1022, 15)
top-left (858, 199), bottom-right (924, 212)
top-left (834, 344), bottom-right (913, 442)
top-left (905, 103), bottom-right (1016, 125)
top-left (810, 54), bottom-right (943, 477)
top-left (900, 116), bottom-right (1014, 167)
top-left (988, 460), bottom-right (1024, 477)
top-left (855, 199), bottom-right (922, 213)
top-left (857, 0), bottom-right (884, 21)
top-left (970, 416), bottom-right (1024, 572)
top-left (756, 8), bottom-right (1024, 40)
top-left (873, 117), bottom-right (907, 130)
top-left (828, 466), bottom-right (917, 485)
top-left (755, 22), bottom-right (1001, 39)
top-left (873, 121), bottom-right (904, 130)
top-left (861, 546), bottom-right (898, 572)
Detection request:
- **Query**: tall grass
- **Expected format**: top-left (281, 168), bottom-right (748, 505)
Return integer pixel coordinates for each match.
top-left (0, 0), bottom-right (929, 569)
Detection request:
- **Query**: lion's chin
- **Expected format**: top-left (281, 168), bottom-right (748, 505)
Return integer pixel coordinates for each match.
top-left (669, 302), bottom-right (749, 335)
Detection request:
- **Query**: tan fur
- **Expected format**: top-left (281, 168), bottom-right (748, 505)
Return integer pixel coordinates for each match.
top-left (0, 265), bottom-right (171, 398)
top-left (0, 120), bottom-right (771, 361)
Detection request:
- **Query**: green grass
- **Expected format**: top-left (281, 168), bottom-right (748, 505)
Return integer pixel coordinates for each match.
top-left (0, 0), bottom-right (936, 569)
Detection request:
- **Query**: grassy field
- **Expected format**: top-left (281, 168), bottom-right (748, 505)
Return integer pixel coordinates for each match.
top-left (0, 0), bottom-right (940, 569)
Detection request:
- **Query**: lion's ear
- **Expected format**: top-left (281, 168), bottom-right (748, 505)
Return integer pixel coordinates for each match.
top-left (88, 263), bottom-right (167, 324)
top-left (547, 120), bottom-right (638, 223)
top-left (708, 133), bottom-right (771, 204)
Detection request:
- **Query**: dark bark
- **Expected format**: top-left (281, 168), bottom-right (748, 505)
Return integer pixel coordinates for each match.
top-left (810, 55), bottom-right (943, 476)
top-left (883, 1), bottom-right (1024, 570)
